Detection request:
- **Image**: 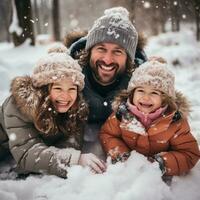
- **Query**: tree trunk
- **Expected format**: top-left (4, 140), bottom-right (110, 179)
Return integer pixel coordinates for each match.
top-left (169, 0), bottom-right (180, 32)
top-left (33, 0), bottom-right (41, 35)
top-left (0, 0), bottom-right (12, 42)
top-left (11, 0), bottom-right (35, 46)
top-left (159, 0), bottom-right (168, 33)
top-left (151, 1), bottom-right (160, 35)
top-left (52, 0), bottom-right (61, 41)
top-left (195, 0), bottom-right (200, 41)
top-left (127, 0), bottom-right (136, 23)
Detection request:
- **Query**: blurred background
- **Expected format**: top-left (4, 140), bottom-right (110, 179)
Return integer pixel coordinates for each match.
top-left (0, 0), bottom-right (199, 46)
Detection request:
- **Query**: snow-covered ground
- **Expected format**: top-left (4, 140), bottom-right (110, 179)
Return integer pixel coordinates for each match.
top-left (0, 29), bottom-right (200, 200)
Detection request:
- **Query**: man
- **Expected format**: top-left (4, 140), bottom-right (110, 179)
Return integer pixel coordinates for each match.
top-left (66, 7), bottom-right (147, 173)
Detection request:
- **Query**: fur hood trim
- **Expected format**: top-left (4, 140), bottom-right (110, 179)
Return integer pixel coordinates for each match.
top-left (10, 76), bottom-right (42, 120)
top-left (112, 90), bottom-right (190, 118)
top-left (175, 90), bottom-right (191, 117)
top-left (137, 32), bottom-right (147, 50)
top-left (64, 30), bottom-right (88, 48)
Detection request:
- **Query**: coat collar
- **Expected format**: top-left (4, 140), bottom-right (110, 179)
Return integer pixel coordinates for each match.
top-left (147, 111), bottom-right (176, 135)
top-left (10, 76), bottom-right (43, 120)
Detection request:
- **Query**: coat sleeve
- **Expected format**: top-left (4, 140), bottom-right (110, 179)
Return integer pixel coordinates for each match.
top-left (99, 113), bottom-right (130, 159)
top-left (159, 119), bottom-right (200, 176)
top-left (3, 98), bottom-right (81, 178)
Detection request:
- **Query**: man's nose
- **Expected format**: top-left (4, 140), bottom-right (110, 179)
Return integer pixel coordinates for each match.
top-left (102, 52), bottom-right (114, 65)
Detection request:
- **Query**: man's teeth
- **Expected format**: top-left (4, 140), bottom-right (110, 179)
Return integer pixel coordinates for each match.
top-left (101, 65), bottom-right (115, 71)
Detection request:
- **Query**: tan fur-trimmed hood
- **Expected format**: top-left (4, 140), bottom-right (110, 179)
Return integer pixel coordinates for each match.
top-left (10, 76), bottom-right (43, 120)
top-left (175, 91), bottom-right (191, 118)
top-left (137, 32), bottom-right (147, 50)
top-left (64, 30), bottom-right (88, 48)
top-left (112, 90), bottom-right (191, 119)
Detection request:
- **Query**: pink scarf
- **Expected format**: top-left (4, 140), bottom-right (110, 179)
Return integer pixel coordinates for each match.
top-left (127, 100), bottom-right (167, 128)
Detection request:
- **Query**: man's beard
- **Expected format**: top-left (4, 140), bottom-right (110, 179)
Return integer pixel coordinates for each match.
top-left (90, 60), bottom-right (124, 85)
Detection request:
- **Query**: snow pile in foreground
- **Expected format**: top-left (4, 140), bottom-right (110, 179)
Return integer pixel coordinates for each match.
top-left (1, 152), bottom-right (200, 200)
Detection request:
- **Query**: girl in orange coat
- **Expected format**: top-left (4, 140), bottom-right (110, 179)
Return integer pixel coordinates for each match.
top-left (100, 57), bottom-right (199, 179)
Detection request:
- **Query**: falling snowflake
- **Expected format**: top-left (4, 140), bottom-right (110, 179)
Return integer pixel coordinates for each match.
top-left (52, 76), bottom-right (58, 80)
top-left (144, 2), bottom-right (151, 9)
top-left (182, 14), bottom-right (187, 19)
top-left (173, 1), bottom-right (178, 6)
top-left (9, 133), bottom-right (17, 141)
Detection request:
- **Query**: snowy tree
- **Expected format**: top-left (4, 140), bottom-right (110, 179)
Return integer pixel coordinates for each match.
top-left (159, 0), bottom-right (168, 33)
top-left (0, 0), bottom-right (12, 42)
top-left (169, 0), bottom-right (180, 32)
top-left (32, 0), bottom-right (41, 35)
top-left (127, 0), bottom-right (136, 23)
top-left (194, 0), bottom-right (200, 40)
top-left (10, 0), bottom-right (35, 46)
top-left (52, 0), bottom-right (61, 41)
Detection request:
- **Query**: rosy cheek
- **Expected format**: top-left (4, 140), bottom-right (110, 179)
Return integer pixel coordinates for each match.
top-left (49, 93), bottom-right (57, 102)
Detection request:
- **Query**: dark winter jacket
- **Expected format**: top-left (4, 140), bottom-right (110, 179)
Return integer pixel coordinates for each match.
top-left (65, 31), bottom-right (147, 159)
top-left (0, 76), bottom-right (88, 178)
top-left (100, 92), bottom-right (200, 176)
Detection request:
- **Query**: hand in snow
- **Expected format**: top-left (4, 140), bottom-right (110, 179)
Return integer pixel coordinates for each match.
top-left (78, 153), bottom-right (107, 174)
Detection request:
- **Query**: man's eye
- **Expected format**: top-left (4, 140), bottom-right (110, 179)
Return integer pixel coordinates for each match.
top-left (114, 50), bottom-right (123, 56)
top-left (96, 47), bottom-right (105, 52)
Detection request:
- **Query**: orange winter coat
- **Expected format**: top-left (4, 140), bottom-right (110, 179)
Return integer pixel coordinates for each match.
top-left (100, 92), bottom-right (200, 176)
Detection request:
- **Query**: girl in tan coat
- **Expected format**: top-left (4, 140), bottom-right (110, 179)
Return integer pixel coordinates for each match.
top-left (100, 57), bottom-right (199, 179)
top-left (0, 44), bottom-right (106, 178)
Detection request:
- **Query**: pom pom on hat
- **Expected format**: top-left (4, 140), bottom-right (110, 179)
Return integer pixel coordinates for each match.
top-left (104, 7), bottom-right (129, 20)
top-left (148, 56), bottom-right (167, 64)
top-left (32, 43), bottom-right (85, 91)
top-left (127, 57), bottom-right (175, 98)
top-left (47, 42), bottom-right (69, 54)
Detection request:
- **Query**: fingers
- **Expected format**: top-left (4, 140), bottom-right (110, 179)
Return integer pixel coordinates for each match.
top-left (92, 157), bottom-right (106, 171)
top-left (89, 168), bottom-right (97, 174)
top-left (78, 153), bottom-right (107, 174)
top-left (88, 154), bottom-right (107, 174)
top-left (89, 161), bottom-right (105, 174)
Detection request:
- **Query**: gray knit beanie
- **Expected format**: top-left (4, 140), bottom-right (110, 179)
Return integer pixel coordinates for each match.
top-left (127, 57), bottom-right (175, 98)
top-left (32, 43), bottom-right (85, 91)
top-left (86, 7), bottom-right (138, 62)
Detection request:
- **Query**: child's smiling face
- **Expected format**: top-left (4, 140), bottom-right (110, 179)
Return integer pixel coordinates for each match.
top-left (49, 78), bottom-right (78, 113)
top-left (132, 85), bottom-right (163, 114)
